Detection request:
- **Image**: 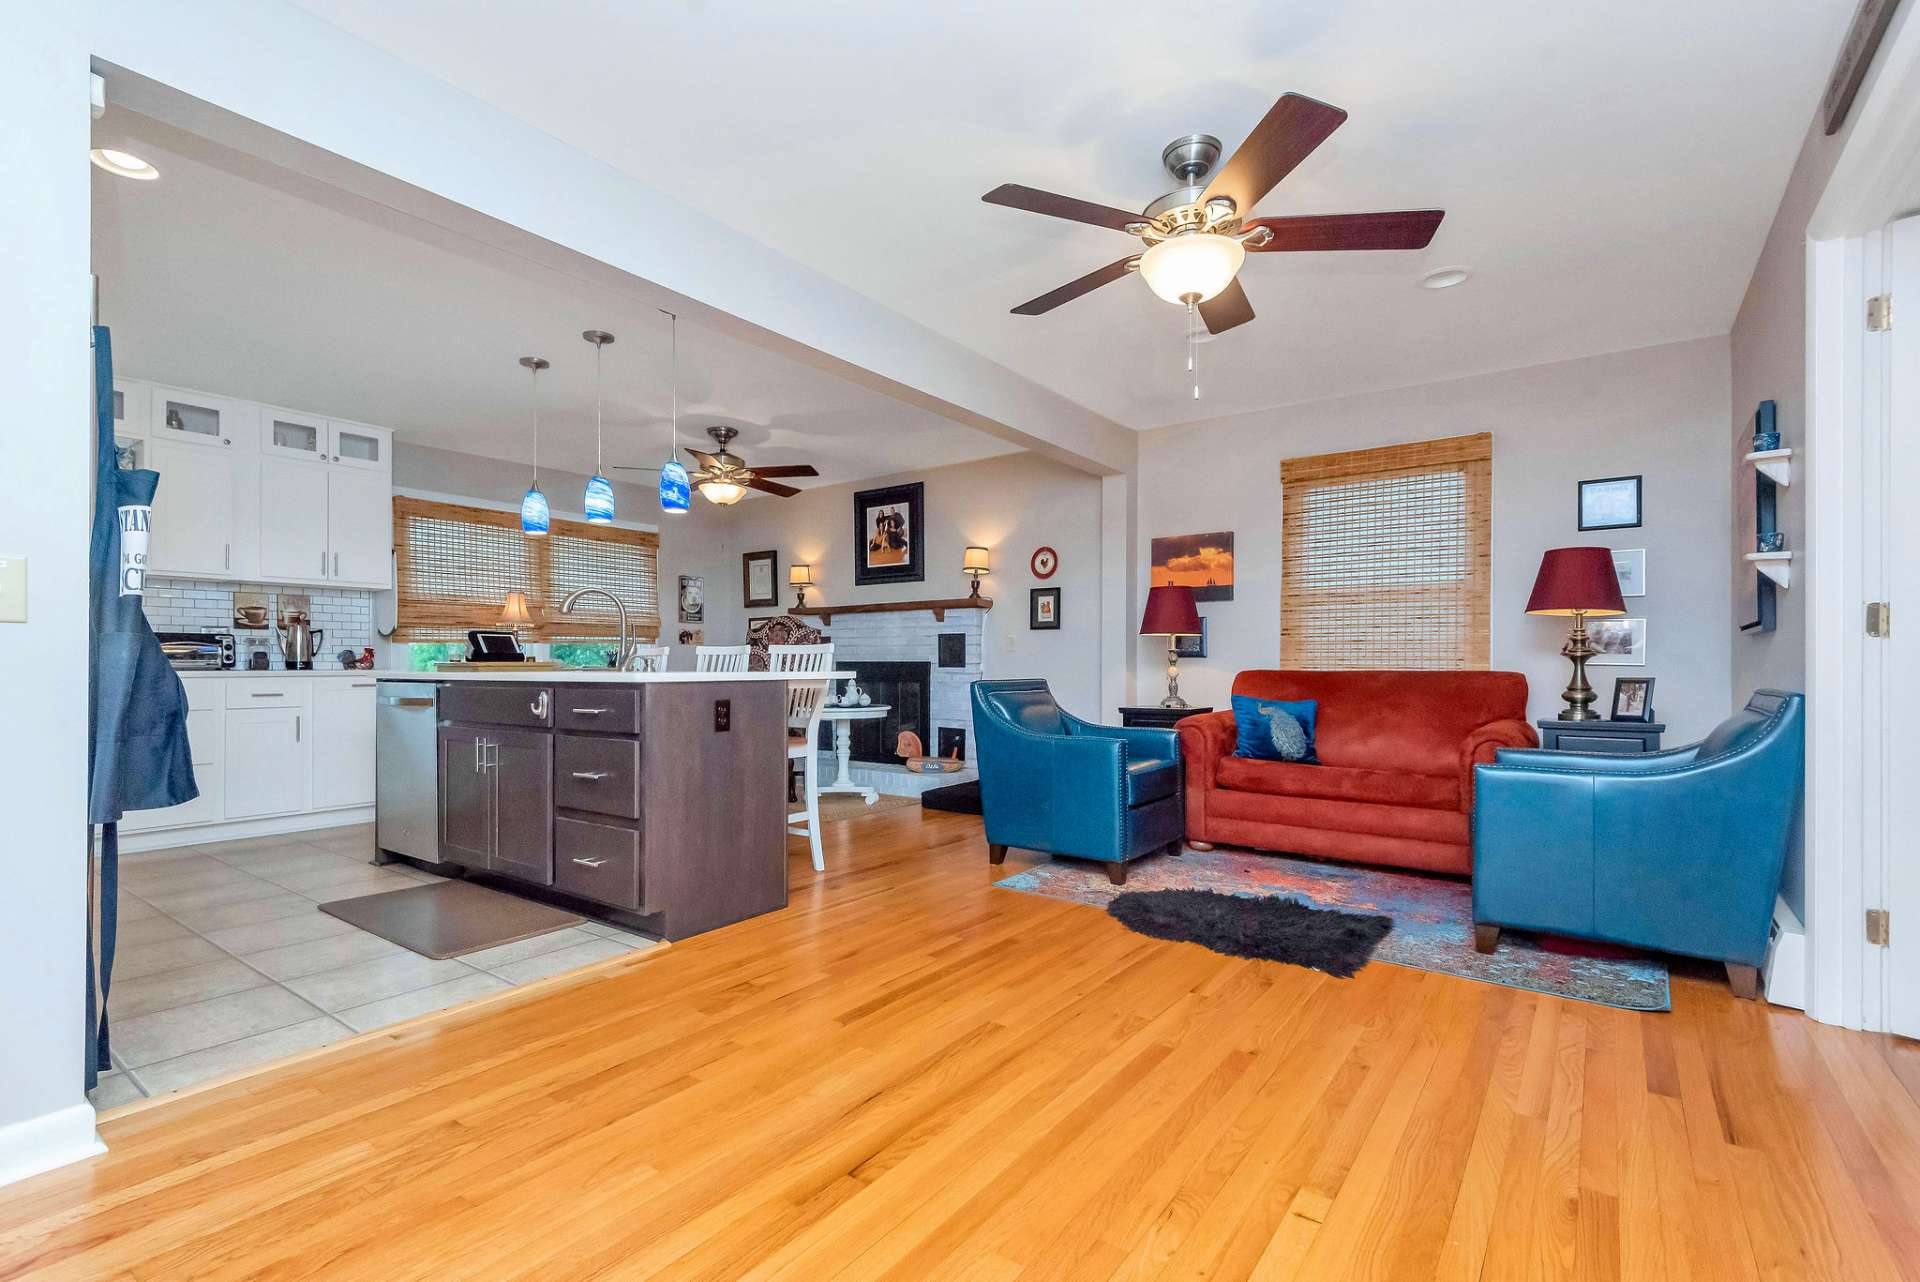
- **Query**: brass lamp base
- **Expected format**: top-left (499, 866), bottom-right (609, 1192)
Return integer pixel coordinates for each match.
top-left (1558, 610), bottom-right (1602, 720)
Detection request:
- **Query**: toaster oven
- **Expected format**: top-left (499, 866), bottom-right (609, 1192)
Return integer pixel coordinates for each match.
top-left (157, 631), bottom-right (235, 671)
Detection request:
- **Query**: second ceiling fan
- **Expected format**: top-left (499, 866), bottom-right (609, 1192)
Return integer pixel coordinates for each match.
top-left (984, 92), bottom-right (1444, 336)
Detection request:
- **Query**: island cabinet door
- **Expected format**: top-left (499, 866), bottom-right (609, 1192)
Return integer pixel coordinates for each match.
top-left (490, 727), bottom-right (554, 886)
top-left (438, 723), bottom-right (492, 871)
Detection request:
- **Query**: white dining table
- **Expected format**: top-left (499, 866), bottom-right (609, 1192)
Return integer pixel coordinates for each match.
top-left (816, 704), bottom-right (891, 803)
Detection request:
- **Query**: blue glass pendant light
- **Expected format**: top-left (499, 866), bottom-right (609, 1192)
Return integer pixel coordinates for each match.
top-left (518, 355), bottom-right (550, 537)
top-left (659, 310), bottom-right (690, 516)
top-left (581, 329), bottom-right (617, 524)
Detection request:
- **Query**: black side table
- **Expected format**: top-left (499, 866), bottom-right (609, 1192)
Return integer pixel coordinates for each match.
top-left (1536, 718), bottom-right (1664, 754)
top-left (1119, 705), bottom-right (1214, 729)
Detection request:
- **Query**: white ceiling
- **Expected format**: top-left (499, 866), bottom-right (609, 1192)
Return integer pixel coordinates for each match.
top-left (90, 120), bottom-right (1022, 488)
top-left (284, 0), bottom-right (1854, 430)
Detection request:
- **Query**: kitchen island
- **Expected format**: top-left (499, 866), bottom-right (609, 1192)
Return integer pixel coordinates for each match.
top-left (379, 670), bottom-right (849, 940)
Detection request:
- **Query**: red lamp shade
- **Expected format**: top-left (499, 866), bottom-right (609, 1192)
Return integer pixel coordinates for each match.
top-left (1140, 585), bottom-right (1202, 635)
top-left (1526, 547), bottom-right (1626, 616)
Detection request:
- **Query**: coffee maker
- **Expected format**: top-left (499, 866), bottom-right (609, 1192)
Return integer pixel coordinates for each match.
top-left (275, 615), bottom-right (325, 670)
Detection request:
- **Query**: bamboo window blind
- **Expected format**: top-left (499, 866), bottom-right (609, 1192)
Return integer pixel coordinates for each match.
top-left (1279, 433), bottom-right (1492, 670)
top-left (390, 496), bottom-right (661, 644)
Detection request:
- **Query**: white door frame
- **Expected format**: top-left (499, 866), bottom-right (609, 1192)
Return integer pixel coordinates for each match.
top-left (1800, 3), bottom-right (1920, 1029)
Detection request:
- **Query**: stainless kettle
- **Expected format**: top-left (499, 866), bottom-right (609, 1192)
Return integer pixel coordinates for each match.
top-left (275, 619), bottom-right (325, 669)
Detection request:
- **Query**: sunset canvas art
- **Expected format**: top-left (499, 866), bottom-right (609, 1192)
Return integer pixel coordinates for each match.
top-left (1150, 531), bottom-right (1235, 602)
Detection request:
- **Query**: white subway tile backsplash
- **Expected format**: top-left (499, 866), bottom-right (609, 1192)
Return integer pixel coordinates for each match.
top-left (141, 577), bottom-right (375, 670)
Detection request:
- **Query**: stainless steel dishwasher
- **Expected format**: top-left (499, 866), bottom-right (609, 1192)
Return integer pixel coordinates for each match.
top-left (375, 681), bottom-right (440, 864)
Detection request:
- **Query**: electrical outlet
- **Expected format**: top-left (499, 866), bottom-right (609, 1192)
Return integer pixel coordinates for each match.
top-left (0, 556), bottom-right (25, 623)
top-left (713, 699), bottom-right (730, 732)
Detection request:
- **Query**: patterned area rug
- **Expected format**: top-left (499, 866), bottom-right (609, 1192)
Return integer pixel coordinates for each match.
top-left (996, 847), bottom-right (1670, 1011)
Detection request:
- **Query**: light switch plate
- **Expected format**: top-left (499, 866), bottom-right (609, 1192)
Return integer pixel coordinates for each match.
top-left (0, 556), bottom-right (24, 623)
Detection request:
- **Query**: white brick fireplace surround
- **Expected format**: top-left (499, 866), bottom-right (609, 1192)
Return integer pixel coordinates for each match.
top-left (814, 605), bottom-right (986, 796)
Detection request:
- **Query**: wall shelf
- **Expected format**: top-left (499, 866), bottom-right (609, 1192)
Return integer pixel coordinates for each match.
top-left (1744, 447), bottom-right (1793, 487)
top-left (1745, 551), bottom-right (1793, 588)
top-left (791, 597), bottom-right (992, 624)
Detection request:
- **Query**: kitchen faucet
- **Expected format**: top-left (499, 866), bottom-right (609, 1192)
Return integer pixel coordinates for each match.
top-left (559, 588), bottom-right (639, 670)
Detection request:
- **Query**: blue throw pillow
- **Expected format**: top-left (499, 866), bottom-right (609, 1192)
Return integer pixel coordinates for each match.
top-left (1231, 695), bottom-right (1318, 763)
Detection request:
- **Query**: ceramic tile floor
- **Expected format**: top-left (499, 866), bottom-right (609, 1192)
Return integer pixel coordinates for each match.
top-left (90, 824), bottom-right (660, 1110)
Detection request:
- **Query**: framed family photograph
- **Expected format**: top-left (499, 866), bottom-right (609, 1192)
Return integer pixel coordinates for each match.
top-left (741, 549), bottom-right (778, 609)
top-left (1578, 475), bottom-right (1642, 531)
top-left (1029, 587), bottom-right (1060, 630)
top-left (1610, 676), bottom-right (1656, 722)
top-left (853, 482), bottom-right (925, 586)
top-left (1587, 617), bottom-right (1646, 666)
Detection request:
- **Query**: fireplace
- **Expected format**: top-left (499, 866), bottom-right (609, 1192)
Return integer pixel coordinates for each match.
top-left (839, 660), bottom-right (933, 765)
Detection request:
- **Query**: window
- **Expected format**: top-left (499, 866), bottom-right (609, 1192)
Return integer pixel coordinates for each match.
top-left (1280, 433), bottom-right (1491, 670)
top-left (390, 496), bottom-right (660, 644)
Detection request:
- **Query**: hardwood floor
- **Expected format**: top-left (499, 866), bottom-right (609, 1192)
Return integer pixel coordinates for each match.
top-left (5, 808), bottom-right (1920, 1280)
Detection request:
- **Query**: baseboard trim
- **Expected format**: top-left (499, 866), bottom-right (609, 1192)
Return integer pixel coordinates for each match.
top-left (1766, 896), bottom-right (1808, 1010)
top-left (118, 806), bottom-right (374, 853)
top-left (0, 1103), bottom-right (106, 1190)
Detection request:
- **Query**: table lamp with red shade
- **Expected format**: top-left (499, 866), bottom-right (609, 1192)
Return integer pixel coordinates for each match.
top-left (1526, 547), bottom-right (1627, 720)
top-left (1140, 585), bottom-right (1203, 709)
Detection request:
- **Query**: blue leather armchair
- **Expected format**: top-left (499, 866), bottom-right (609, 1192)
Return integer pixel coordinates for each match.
top-left (971, 679), bottom-right (1185, 884)
top-left (1472, 689), bottom-right (1804, 998)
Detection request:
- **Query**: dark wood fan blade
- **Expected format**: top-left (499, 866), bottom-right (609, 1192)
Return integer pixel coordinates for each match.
top-left (1201, 93), bottom-right (1347, 216)
top-left (745, 476), bottom-right (801, 498)
top-left (1244, 209), bottom-right (1444, 252)
top-left (1199, 278), bottom-right (1255, 335)
top-left (982, 184), bottom-right (1144, 233)
top-left (609, 465), bottom-right (660, 472)
top-left (1012, 256), bottom-right (1140, 316)
top-left (746, 464), bottom-right (819, 479)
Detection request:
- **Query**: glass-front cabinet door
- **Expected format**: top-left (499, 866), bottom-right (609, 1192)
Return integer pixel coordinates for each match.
top-left (261, 407), bottom-right (329, 462)
top-left (149, 386), bottom-right (258, 451)
top-left (327, 420), bottom-right (390, 471)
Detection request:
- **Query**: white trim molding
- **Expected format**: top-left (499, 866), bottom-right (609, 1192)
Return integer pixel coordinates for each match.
top-left (0, 1104), bottom-right (106, 1191)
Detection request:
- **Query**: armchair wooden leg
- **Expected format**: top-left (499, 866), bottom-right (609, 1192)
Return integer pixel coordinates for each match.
top-left (1106, 862), bottom-right (1129, 886)
top-left (1473, 924), bottom-right (1500, 954)
top-left (1726, 962), bottom-right (1761, 1001)
top-left (988, 842), bottom-right (1008, 866)
top-left (1189, 841), bottom-right (1215, 852)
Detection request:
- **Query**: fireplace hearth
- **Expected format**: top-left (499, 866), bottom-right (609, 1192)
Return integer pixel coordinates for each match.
top-left (840, 661), bottom-right (933, 765)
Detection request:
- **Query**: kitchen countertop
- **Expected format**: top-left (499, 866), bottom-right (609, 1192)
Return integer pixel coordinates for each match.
top-left (385, 669), bottom-right (855, 683)
top-left (180, 669), bottom-right (404, 678)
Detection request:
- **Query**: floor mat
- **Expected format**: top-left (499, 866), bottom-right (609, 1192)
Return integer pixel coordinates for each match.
top-left (319, 879), bottom-right (583, 960)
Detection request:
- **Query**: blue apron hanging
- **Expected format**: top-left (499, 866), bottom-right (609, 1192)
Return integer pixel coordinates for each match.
top-left (87, 325), bottom-right (197, 1089)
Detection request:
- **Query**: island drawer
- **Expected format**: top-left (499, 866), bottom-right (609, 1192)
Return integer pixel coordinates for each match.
top-left (555, 817), bottom-right (641, 909)
top-left (555, 689), bottom-right (640, 734)
top-left (440, 683), bottom-right (553, 728)
top-left (555, 734), bottom-right (640, 818)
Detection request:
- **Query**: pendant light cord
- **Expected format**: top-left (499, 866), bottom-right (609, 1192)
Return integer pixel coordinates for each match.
top-left (593, 340), bottom-right (604, 475)
top-left (660, 308), bottom-right (679, 456)
top-left (530, 362), bottom-right (540, 485)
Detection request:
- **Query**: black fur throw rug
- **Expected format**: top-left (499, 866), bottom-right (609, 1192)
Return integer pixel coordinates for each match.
top-left (1107, 889), bottom-right (1393, 979)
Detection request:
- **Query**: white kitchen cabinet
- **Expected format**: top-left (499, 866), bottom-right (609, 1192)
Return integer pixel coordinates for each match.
top-left (145, 439), bottom-right (261, 580)
top-left (261, 407), bottom-right (330, 463)
top-left (120, 682), bottom-right (224, 833)
top-left (327, 467), bottom-right (392, 587)
top-left (312, 679), bottom-right (378, 809)
top-left (150, 386), bottom-right (258, 451)
top-left (328, 420), bottom-right (390, 471)
top-left (258, 457), bottom-right (332, 582)
top-left (224, 705), bottom-right (313, 819)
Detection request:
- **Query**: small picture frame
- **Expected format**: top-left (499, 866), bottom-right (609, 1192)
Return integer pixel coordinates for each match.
top-left (741, 549), bottom-right (778, 609)
top-left (1610, 676), bottom-right (1656, 722)
top-left (1173, 616), bottom-right (1209, 659)
top-left (678, 575), bottom-right (704, 624)
top-left (1611, 547), bottom-right (1646, 597)
top-left (1579, 476), bottom-right (1642, 531)
top-left (1029, 587), bottom-right (1060, 630)
top-left (1587, 617), bottom-right (1647, 666)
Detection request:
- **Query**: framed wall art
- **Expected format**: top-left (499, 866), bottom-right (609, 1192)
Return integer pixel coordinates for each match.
top-left (1029, 587), bottom-right (1060, 630)
top-left (1587, 617), bottom-right (1646, 666)
top-left (678, 575), bottom-right (704, 624)
top-left (1149, 531), bottom-right (1234, 602)
top-left (741, 549), bottom-right (778, 609)
top-left (1578, 476), bottom-right (1642, 531)
top-left (853, 482), bottom-right (925, 586)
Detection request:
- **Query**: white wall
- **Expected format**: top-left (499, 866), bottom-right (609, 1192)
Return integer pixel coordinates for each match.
top-left (1135, 337), bottom-right (1735, 743)
top-left (0, 12), bottom-right (105, 1185)
top-left (699, 453), bottom-right (1108, 717)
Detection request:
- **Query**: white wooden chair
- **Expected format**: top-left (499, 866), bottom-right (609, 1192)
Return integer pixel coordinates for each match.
top-left (767, 643), bottom-right (836, 676)
top-left (784, 677), bottom-right (832, 871)
top-left (627, 644), bottom-right (671, 673)
top-left (694, 644), bottom-right (751, 673)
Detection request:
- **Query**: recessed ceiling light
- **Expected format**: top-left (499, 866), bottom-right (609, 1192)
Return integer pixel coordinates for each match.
top-left (1419, 266), bottom-right (1470, 290)
top-left (90, 148), bottom-right (158, 181)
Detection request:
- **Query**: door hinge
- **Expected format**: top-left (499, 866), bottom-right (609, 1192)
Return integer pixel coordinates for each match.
top-left (1867, 294), bottom-right (1891, 331)
top-left (1866, 908), bottom-right (1890, 947)
top-left (1866, 601), bottom-right (1891, 638)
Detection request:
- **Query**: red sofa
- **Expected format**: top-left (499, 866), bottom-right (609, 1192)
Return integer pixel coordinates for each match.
top-left (1177, 670), bottom-right (1537, 876)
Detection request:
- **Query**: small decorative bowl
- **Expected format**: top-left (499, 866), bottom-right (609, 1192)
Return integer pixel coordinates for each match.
top-left (1756, 531), bottom-right (1787, 553)
top-left (1753, 431), bottom-right (1782, 452)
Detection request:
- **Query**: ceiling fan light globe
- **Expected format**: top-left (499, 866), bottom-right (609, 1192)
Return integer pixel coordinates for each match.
top-left (697, 479), bottom-right (747, 506)
top-left (1139, 233), bottom-right (1245, 306)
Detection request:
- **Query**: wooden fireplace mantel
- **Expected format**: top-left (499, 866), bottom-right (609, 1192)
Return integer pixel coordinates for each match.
top-left (790, 597), bottom-right (992, 624)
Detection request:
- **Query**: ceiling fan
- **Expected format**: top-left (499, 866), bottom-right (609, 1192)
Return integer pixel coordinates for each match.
top-left (983, 93), bottom-right (1444, 337)
top-left (615, 425), bottom-right (819, 505)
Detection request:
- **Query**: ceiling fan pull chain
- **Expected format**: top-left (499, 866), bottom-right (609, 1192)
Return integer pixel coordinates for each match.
top-left (1186, 302), bottom-right (1202, 400)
